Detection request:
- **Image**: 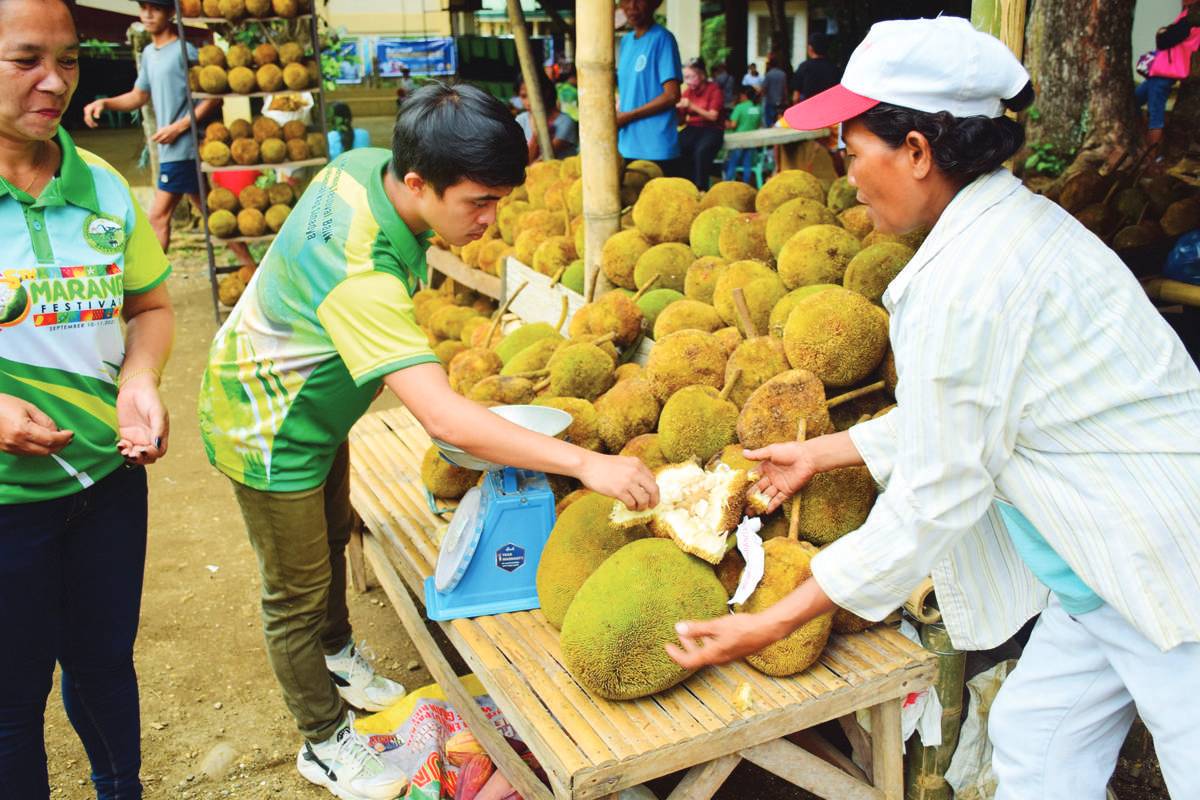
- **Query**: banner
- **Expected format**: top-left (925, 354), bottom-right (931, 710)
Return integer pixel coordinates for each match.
top-left (375, 37), bottom-right (458, 77)
top-left (333, 37), bottom-right (367, 84)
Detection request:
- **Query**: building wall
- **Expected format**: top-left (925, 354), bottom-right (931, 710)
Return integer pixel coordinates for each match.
top-left (324, 0), bottom-right (451, 37)
top-left (747, 0), bottom-right (808, 70)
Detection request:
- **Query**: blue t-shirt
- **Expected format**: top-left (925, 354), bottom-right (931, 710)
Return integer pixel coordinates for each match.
top-left (135, 37), bottom-right (198, 163)
top-left (617, 24), bottom-right (682, 161)
top-left (326, 128), bottom-right (372, 159)
top-left (995, 500), bottom-right (1103, 616)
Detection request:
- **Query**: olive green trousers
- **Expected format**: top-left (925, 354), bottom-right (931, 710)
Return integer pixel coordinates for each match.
top-left (230, 443), bottom-right (355, 743)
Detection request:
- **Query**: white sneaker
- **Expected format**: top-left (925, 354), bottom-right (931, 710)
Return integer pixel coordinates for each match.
top-left (326, 640), bottom-right (407, 713)
top-left (297, 714), bottom-right (408, 800)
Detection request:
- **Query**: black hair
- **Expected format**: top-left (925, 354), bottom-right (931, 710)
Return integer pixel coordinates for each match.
top-left (533, 71), bottom-right (558, 114)
top-left (330, 101), bottom-right (353, 154)
top-left (740, 85), bottom-right (758, 103)
top-left (855, 80), bottom-right (1035, 185)
top-left (808, 31), bottom-right (830, 57)
top-left (392, 82), bottom-right (527, 194)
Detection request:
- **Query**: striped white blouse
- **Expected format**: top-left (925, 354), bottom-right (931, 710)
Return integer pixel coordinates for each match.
top-left (811, 168), bottom-right (1200, 652)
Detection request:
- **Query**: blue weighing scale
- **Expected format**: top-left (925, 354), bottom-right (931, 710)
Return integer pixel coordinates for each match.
top-left (423, 405), bottom-right (571, 621)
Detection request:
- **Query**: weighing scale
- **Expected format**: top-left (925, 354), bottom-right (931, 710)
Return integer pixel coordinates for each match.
top-left (423, 405), bottom-right (571, 621)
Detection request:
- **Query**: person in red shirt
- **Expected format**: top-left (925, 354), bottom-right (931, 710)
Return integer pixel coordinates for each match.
top-left (676, 58), bottom-right (726, 189)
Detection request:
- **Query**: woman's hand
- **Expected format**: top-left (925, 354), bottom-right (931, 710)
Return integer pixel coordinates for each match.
top-left (116, 374), bottom-right (169, 465)
top-left (743, 440), bottom-right (819, 513)
top-left (575, 452), bottom-right (659, 511)
top-left (0, 393), bottom-right (72, 456)
top-left (665, 612), bottom-right (787, 669)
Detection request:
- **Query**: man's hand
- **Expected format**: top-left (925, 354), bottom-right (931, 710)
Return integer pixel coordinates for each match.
top-left (616, 110), bottom-right (633, 128)
top-left (0, 394), bottom-right (73, 456)
top-left (743, 440), bottom-right (819, 513)
top-left (116, 374), bottom-right (169, 466)
top-left (151, 120), bottom-right (189, 145)
top-left (82, 98), bottom-right (106, 129)
top-left (576, 452), bottom-right (659, 511)
top-left (665, 612), bottom-right (787, 669)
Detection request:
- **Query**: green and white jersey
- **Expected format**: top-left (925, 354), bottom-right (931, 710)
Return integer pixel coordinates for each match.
top-left (198, 149), bottom-right (438, 492)
top-left (0, 128), bottom-right (170, 504)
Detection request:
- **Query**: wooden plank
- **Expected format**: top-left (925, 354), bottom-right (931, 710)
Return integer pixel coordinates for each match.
top-left (427, 247), bottom-right (503, 300)
top-left (477, 616), bottom-right (621, 763)
top-left (723, 127), bottom-right (830, 148)
top-left (869, 698), bottom-right (905, 800)
top-left (740, 738), bottom-right (884, 800)
top-left (570, 659), bottom-right (935, 799)
top-left (681, 672), bottom-right (740, 724)
top-left (505, 257), bottom-right (584, 330)
top-left (201, 156), bottom-right (327, 172)
top-left (664, 755), bottom-right (741, 800)
top-left (790, 729), bottom-right (870, 784)
top-left (446, 618), bottom-right (589, 792)
top-left (361, 534), bottom-right (555, 800)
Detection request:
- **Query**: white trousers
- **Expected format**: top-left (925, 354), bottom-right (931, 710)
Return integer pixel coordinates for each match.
top-left (990, 598), bottom-right (1200, 799)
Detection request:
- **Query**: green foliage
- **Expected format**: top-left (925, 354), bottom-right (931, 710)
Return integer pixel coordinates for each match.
top-left (701, 15), bottom-right (730, 70)
top-left (80, 38), bottom-right (119, 59)
top-left (1024, 141), bottom-right (1070, 177)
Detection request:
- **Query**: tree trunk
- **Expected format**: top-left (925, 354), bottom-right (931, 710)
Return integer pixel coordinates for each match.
top-left (766, 0), bottom-right (792, 71)
top-left (724, 0), bottom-right (748, 82)
top-left (1164, 6), bottom-right (1200, 153)
top-left (1024, 0), bottom-right (1138, 169)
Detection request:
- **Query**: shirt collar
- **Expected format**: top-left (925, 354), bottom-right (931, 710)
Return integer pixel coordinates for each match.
top-left (366, 159), bottom-right (431, 289)
top-left (882, 168), bottom-right (1024, 311)
top-left (0, 127), bottom-right (101, 213)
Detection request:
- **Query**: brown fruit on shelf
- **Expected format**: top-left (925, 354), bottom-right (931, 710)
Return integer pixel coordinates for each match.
top-left (200, 140), bottom-right (231, 167)
top-left (202, 0), bottom-right (222, 15)
top-left (245, 0), bottom-right (271, 15)
top-left (251, 116), bottom-right (282, 142)
top-left (259, 137), bottom-right (287, 164)
top-left (281, 120), bottom-right (306, 141)
top-left (180, 0), bottom-right (202, 16)
top-left (282, 62), bottom-right (309, 90)
top-left (208, 209), bottom-right (238, 238)
top-left (227, 66), bottom-right (257, 94)
top-left (255, 63), bottom-right (283, 93)
top-left (219, 0), bottom-right (246, 20)
top-left (237, 208), bottom-right (267, 237)
top-left (197, 44), bottom-right (225, 68)
top-left (228, 118), bottom-right (252, 140)
top-left (253, 43), bottom-right (279, 67)
top-left (265, 204), bottom-right (291, 233)
top-left (279, 42), bottom-right (304, 65)
top-left (206, 187), bottom-right (238, 213)
top-left (230, 138), bottom-right (260, 166)
top-left (272, 0), bottom-right (299, 18)
top-left (226, 44), bottom-right (253, 69)
top-left (204, 122), bottom-right (230, 143)
top-left (198, 65), bottom-right (228, 94)
top-left (238, 185), bottom-right (269, 212)
top-left (266, 182), bottom-right (294, 206)
top-left (305, 132), bottom-right (326, 157)
top-left (285, 138), bottom-right (310, 161)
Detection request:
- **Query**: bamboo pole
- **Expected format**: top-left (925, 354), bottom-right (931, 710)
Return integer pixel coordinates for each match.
top-left (903, 623), bottom-right (965, 800)
top-left (506, 0), bottom-right (553, 162)
top-left (576, 0), bottom-right (621, 301)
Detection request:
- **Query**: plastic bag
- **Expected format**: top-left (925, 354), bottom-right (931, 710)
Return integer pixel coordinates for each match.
top-left (944, 659), bottom-right (1019, 800)
top-left (1165, 230), bottom-right (1200, 285)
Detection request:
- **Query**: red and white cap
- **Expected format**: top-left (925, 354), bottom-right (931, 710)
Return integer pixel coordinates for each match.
top-left (784, 16), bottom-right (1030, 130)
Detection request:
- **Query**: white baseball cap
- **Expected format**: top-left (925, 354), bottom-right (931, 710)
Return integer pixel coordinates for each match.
top-left (784, 16), bottom-right (1030, 130)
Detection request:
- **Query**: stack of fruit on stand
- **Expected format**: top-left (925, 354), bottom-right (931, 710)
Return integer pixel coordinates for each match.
top-left (180, 0), bottom-right (312, 22)
top-left (1040, 160), bottom-right (1200, 251)
top-left (200, 114), bottom-right (326, 169)
top-left (422, 163), bottom-right (911, 700)
top-left (211, 175), bottom-right (298, 307)
top-left (188, 37), bottom-right (320, 96)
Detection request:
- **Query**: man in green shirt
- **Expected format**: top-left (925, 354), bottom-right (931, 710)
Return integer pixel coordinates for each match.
top-left (198, 83), bottom-right (658, 800)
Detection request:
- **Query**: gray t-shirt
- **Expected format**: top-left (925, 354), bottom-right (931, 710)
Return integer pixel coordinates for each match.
top-left (135, 38), bottom-right (199, 163)
top-left (762, 67), bottom-right (787, 106)
top-left (515, 111), bottom-right (578, 158)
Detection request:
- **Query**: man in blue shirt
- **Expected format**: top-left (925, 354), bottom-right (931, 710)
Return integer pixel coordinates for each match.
top-left (616, 0), bottom-right (681, 167)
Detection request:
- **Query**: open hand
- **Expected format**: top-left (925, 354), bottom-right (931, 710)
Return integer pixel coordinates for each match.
top-left (665, 613), bottom-right (785, 670)
top-left (116, 374), bottom-right (169, 465)
top-left (576, 452), bottom-right (659, 511)
top-left (0, 393), bottom-right (73, 456)
top-left (743, 441), bottom-right (818, 513)
top-left (81, 98), bottom-right (106, 129)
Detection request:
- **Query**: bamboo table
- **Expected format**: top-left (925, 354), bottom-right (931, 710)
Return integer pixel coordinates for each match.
top-left (347, 407), bottom-right (937, 800)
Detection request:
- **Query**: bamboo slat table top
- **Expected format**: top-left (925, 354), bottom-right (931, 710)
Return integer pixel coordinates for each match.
top-left (348, 407), bottom-right (936, 799)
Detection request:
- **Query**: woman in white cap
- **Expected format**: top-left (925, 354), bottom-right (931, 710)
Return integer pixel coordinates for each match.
top-left (668, 16), bottom-right (1200, 799)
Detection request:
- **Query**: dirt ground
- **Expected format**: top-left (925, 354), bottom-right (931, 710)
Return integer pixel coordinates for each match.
top-left (41, 126), bottom-right (1167, 800)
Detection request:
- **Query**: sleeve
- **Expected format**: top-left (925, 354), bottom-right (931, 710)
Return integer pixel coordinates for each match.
top-left (810, 293), bottom-right (1033, 620)
top-left (656, 30), bottom-right (683, 87)
top-left (729, 104), bottom-right (745, 126)
top-left (134, 55), bottom-right (149, 92)
top-left (123, 189), bottom-right (171, 293)
top-left (1156, 18), bottom-right (1192, 50)
top-left (699, 83), bottom-right (724, 114)
top-left (847, 408), bottom-right (898, 489)
top-left (316, 271), bottom-right (439, 385)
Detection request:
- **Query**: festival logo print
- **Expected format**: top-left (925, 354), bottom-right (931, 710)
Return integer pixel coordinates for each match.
top-left (82, 213), bottom-right (126, 255)
top-left (0, 265), bottom-right (123, 330)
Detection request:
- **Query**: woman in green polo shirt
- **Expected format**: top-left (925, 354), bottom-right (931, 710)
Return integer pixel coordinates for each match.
top-left (0, 1), bottom-right (174, 797)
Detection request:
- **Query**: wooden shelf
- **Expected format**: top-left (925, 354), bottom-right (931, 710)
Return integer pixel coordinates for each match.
top-left (202, 156), bottom-right (327, 173)
top-left (426, 247), bottom-right (502, 300)
top-left (181, 14), bottom-right (315, 24)
top-left (191, 88), bottom-right (322, 100)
